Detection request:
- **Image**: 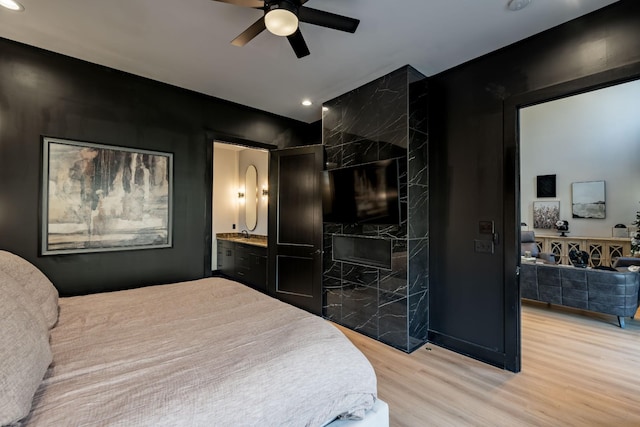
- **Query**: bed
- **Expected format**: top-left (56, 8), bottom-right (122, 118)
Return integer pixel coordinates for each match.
top-left (0, 250), bottom-right (388, 427)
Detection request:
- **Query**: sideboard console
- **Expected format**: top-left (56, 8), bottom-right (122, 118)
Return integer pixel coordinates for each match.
top-left (534, 235), bottom-right (631, 267)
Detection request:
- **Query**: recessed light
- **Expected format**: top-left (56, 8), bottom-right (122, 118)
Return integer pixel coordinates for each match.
top-left (507, 0), bottom-right (531, 11)
top-left (0, 0), bottom-right (25, 11)
top-left (301, 99), bottom-right (313, 106)
top-left (322, 106), bottom-right (329, 112)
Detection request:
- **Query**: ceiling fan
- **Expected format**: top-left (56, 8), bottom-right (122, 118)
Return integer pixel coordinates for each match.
top-left (212, 0), bottom-right (360, 58)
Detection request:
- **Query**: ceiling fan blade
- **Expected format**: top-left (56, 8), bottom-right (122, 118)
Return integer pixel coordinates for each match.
top-left (298, 7), bottom-right (360, 33)
top-left (211, 0), bottom-right (264, 8)
top-left (231, 17), bottom-right (266, 46)
top-left (287, 29), bottom-right (310, 58)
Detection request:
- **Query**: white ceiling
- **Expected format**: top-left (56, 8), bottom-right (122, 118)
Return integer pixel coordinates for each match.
top-left (0, 0), bottom-right (620, 123)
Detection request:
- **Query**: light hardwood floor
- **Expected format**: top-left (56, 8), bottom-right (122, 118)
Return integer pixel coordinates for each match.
top-left (338, 302), bottom-right (640, 427)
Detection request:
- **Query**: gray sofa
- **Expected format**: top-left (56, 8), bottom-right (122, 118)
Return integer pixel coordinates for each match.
top-left (520, 263), bottom-right (640, 327)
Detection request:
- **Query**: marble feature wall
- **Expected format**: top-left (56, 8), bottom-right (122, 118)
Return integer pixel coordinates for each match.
top-left (322, 66), bottom-right (429, 352)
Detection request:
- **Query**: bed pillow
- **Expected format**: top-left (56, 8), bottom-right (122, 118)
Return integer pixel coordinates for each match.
top-left (0, 269), bottom-right (48, 333)
top-left (0, 288), bottom-right (53, 426)
top-left (0, 251), bottom-right (58, 328)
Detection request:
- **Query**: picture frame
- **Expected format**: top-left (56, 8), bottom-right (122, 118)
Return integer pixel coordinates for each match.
top-left (536, 174), bottom-right (556, 198)
top-left (41, 137), bottom-right (173, 255)
top-left (572, 180), bottom-right (605, 219)
top-left (533, 201), bottom-right (560, 229)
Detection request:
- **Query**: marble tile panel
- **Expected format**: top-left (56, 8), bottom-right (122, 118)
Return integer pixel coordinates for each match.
top-left (342, 263), bottom-right (379, 288)
top-left (341, 284), bottom-right (378, 338)
top-left (379, 139), bottom-right (408, 159)
top-left (376, 108), bottom-right (407, 141)
top-left (322, 99), bottom-right (343, 136)
top-left (380, 266), bottom-right (407, 296)
top-left (323, 258), bottom-right (341, 280)
top-left (378, 224), bottom-right (407, 239)
top-left (324, 224), bottom-right (343, 235)
top-left (323, 128), bottom-right (343, 149)
top-left (378, 291), bottom-right (408, 350)
top-left (408, 184), bottom-right (429, 239)
top-left (342, 224), bottom-right (365, 235)
top-left (361, 225), bottom-right (381, 237)
top-left (409, 290), bottom-right (429, 348)
top-left (342, 139), bottom-right (378, 165)
top-left (409, 79), bottom-right (429, 133)
top-left (324, 144), bottom-right (343, 169)
top-left (341, 87), bottom-right (380, 142)
top-left (392, 238), bottom-right (407, 255)
top-left (408, 238), bottom-right (429, 294)
top-left (408, 130), bottom-right (428, 186)
top-left (323, 277), bottom-right (342, 321)
top-left (374, 69), bottom-right (409, 135)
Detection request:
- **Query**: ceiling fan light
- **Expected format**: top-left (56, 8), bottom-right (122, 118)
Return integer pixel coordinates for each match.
top-left (264, 3), bottom-right (298, 37)
top-left (0, 0), bottom-right (24, 11)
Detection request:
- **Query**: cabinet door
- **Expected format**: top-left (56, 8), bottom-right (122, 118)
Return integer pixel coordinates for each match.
top-left (247, 251), bottom-right (267, 292)
top-left (220, 241), bottom-right (235, 276)
top-left (587, 242), bottom-right (604, 267)
top-left (234, 244), bottom-right (250, 281)
top-left (216, 241), bottom-right (224, 270)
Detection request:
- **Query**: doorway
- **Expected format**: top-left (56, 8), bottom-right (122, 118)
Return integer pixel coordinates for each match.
top-left (509, 75), bottom-right (640, 368)
top-left (212, 141), bottom-right (270, 270)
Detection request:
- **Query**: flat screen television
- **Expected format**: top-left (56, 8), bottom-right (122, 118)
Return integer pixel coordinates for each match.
top-left (322, 158), bottom-right (401, 225)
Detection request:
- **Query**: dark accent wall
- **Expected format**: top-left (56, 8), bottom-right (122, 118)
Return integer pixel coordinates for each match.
top-left (429, 0), bottom-right (640, 371)
top-left (0, 37), bottom-right (315, 296)
top-left (322, 66), bottom-right (429, 352)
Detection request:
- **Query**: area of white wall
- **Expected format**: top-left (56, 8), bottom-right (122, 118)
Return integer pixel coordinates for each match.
top-left (212, 144), bottom-right (239, 268)
top-left (238, 148), bottom-right (269, 236)
top-left (520, 79), bottom-right (640, 238)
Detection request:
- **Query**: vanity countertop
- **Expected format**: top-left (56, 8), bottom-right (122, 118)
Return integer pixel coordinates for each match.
top-left (216, 233), bottom-right (268, 248)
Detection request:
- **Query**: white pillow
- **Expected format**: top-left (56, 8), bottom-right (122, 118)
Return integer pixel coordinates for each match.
top-left (0, 251), bottom-right (59, 328)
top-left (0, 288), bottom-right (53, 425)
top-left (0, 269), bottom-right (48, 333)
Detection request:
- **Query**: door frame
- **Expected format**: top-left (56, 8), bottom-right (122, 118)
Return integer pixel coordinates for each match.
top-left (205, 131), bottom-right (277, 276)
top-left (503, 64), bottom-right (640, 372)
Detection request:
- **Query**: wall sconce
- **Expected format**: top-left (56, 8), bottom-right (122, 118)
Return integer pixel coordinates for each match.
top-left (238, 191), bottom-right (245, 198)
top-left (262, 188), bottom-right (269, 196)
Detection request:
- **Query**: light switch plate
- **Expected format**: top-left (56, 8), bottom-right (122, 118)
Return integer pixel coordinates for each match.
top-left (474, 239), bottom-right (494, 254)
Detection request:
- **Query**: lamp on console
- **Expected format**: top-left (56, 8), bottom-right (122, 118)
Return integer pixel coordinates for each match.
top-left (556, 220), bottom-right (569, 237)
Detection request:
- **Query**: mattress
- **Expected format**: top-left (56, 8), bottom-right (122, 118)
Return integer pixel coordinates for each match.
top-left (22, 278), bottom-right (377, 426)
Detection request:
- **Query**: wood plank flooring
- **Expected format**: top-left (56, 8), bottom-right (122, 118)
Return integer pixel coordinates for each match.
top-left (337, 302), bottom-right (640, 427)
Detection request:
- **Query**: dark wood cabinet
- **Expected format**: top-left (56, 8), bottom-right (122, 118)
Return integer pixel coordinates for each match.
top-left (216, 239), bottom-right (267, 292)
top-left (217, 240), bottom-right (235, 276)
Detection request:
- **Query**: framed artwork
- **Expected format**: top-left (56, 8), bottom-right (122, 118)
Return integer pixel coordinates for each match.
top-left (41, 137), bottom-right (173, 255)
top-left (536, 174), bottom-right (556, 198)
top-left (572, 181), bottom-right (605, 219)
top-left (533, 201), bottom-right (560, 229)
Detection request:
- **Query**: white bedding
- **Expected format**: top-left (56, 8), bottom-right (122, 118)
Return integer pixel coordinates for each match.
top-left (22, 278), bottom-right (377, 426)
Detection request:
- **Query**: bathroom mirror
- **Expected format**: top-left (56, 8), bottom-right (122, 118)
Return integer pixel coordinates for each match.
top-left (245, 165), bottom-right (258, 231)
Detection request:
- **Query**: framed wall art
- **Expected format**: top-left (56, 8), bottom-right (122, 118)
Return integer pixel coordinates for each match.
top-left (536, 174), bottom-right (556, 198)
top-left (572, 180), bottom-right (605, 219)
top-left (41, 137), bottom-right (173, 255)
top-left (533, 201), bottom-right (560, 229)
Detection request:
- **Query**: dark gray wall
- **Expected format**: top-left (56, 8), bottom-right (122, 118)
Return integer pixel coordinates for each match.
top-left (0, 38), bottom-right (315, 296)
top-left (429, 0), bottom-right (640, 370)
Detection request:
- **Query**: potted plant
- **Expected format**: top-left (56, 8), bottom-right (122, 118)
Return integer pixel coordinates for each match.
top-left (632, 206), bottom-right (640, 256)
